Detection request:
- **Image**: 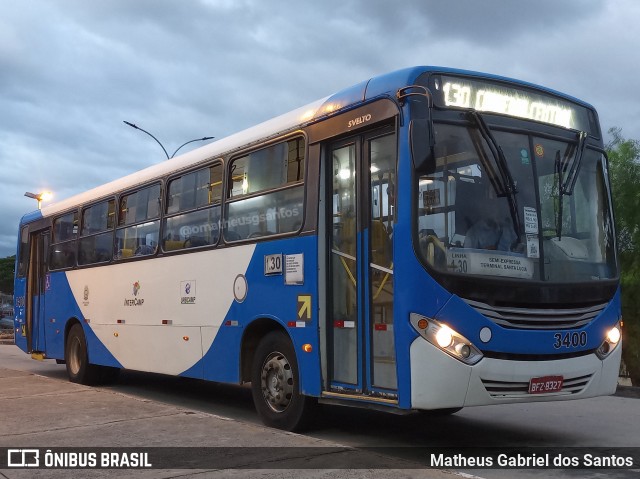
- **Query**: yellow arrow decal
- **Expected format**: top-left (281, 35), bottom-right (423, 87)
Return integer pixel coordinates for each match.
top-left (297, 295), bottom-right (311, 320)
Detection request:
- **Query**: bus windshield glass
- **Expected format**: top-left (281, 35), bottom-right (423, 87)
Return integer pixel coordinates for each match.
top-left (416, 123), bottom-right (617, 283)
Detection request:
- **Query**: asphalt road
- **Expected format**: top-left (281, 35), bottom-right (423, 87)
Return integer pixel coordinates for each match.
top-left (0, 344), bottom-right (638, 479)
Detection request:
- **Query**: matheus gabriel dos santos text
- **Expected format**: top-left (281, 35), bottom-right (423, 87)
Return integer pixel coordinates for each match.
top-left (431, 452), bottom-right (635, 468)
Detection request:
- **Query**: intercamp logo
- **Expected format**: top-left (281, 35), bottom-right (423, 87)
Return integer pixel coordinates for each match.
top-left (7, 449), bottom-right (40, 467)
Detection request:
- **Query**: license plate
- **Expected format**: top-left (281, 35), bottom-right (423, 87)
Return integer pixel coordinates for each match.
top-left (528, 375), bottom-right (563, 394)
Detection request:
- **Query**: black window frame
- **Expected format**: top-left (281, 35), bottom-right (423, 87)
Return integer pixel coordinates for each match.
top-left (224, 134), bottom-right (307, 243)
top-left (48, 210), bottom-right (79, 271)
top-left (162, 160), bottom-right (224, 253)
top-left (78, 197), bottom-right (116, 266)
top-left (17, 226), bottom-right (30, 277)
top-left (114, 182), bottom-right (163, 261)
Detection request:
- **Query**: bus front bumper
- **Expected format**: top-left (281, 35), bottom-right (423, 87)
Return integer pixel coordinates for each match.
top-left (409, 338), bottom-right (622, 410)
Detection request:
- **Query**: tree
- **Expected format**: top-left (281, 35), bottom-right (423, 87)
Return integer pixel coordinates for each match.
top-left (606, 128), bottom-right (640, 386)
top-left (0, 256), bottom-right (15, 295)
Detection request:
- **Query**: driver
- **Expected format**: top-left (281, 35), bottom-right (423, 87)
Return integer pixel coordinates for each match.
top-left (464, 210), bottom-right (516, 251)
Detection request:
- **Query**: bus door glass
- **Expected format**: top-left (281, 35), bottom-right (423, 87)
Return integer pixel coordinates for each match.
top-left (26, 229), bottom-right (49, 353)
top-left (327, 128), bottom-right (397, 395)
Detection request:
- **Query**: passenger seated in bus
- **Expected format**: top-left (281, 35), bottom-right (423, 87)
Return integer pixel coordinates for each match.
top-left (464, 211), bottom-right (516, 251)
top-left (134, 244), bottom-right (156, 256)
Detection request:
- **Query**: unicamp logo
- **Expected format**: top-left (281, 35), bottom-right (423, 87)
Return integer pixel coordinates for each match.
top-left (132, 281), bottom-right (140, 296)
top-left (180, 280), bottom-right (196, 305)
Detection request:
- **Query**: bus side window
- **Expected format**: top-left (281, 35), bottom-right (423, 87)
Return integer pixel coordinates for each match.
top-left (17, 226), bottom-right (29, 277)
top-left (225, 137), bottom-right (305, 241)
top-left (49, 211), bottom-right (78, 270)
top-left (78, 199), bottom-right (115, 266)
top-left (115, 184), bottom-right (161, 260)
top-left (162, 163), bottom-right (222, 252)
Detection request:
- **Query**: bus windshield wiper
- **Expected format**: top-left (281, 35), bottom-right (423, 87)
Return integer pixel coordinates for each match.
top-left (467, 110), bottom-right (522, 242)
top-left (554, 151), bottom-right (564, 239)
top-left (554, 131), bottom-right (587, 239)
top-left (562, 131), bottom-right (588, 195)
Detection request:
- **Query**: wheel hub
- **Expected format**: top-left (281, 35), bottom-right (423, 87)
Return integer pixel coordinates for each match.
top-left (260, 352), bottom-right (294, 413)
top-left (69, 336), bottom-right (82, 375)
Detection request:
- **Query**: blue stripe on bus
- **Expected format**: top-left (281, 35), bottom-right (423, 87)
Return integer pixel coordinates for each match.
top-left (181, 235), bottom-right (322, 396)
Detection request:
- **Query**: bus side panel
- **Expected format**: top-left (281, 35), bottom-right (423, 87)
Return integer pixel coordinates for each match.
top-left (392, 214), bottom-right (453, 409)
top-left (13, 277), bottom-right (27, 353)
top-left (194, 236), bottom-right (322, 396)
top-left (82, 322), bottom-right (125, 368)
top-left (43, 271), bottom-right (80, 360)
top-left (392, 138), bottom-right (455, 409)
top-left (65, 248), bottom-right (254, 377)
top-left (181, 325), bottom-right (243, 382)
top-left (12, 267), bottom-right (123, 368)
top-left (47, 271), bottom-right (123, 367)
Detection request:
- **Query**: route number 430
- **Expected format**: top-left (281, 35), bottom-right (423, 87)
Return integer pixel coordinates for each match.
top-left (553, 331), bottom-right (587, 349)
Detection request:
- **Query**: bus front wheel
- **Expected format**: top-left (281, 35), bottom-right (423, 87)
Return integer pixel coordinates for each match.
top-left (251, 331), bottom-right (316, 431)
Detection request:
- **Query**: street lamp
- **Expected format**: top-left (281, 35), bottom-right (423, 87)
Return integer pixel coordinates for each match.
top-left (24, 191), bottom-right (53, 210)
top-left (123, 121), bottom-right (214, 159)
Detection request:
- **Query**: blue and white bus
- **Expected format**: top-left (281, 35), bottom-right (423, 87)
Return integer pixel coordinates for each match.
top-left (13, 66), bottom-right (622, 431)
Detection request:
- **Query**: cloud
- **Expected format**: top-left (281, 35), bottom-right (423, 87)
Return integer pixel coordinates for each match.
top-left (0, 0), bottom-right (638, 259)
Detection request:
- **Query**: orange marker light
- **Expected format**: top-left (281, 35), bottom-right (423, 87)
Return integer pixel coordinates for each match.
top-left (183, 336), bottom-right (189, 341)
top-left (417, 319), bottom-right (429, 330)
top-left (302, 344), bottom-right (313, 353)
top-left (114, 332), bottom-right (119, 337)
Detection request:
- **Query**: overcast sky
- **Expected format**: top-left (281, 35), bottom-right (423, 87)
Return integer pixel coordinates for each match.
top-left (1, 0), bottom-right (639, 259)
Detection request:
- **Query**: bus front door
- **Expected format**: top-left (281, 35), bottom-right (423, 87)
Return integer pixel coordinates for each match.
top-left (26, 229), bottom-right (49, 354)
top-left (326, 128), bottom-right (397, 398)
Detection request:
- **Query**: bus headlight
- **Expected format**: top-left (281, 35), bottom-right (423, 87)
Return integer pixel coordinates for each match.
top-left (435, 325), bottom-right (454, 348)
top-left (596, 322), bottom-right (622, 359)
top-left (410, 313), bottom-right (483, 365)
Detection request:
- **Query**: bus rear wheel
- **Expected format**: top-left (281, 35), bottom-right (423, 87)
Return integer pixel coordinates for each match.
top-left (251, 331), bottom-right (315, 431)
top-left (65, 323), bottom-right (119, 385)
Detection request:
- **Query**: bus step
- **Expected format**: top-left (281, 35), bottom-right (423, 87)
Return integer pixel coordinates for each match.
top-left (319, 393), bottom-right (408, 414)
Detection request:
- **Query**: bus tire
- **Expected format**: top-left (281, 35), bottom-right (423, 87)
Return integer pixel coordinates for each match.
top-left (251, 331), bottom-right (316, 431)
top-left (65, 323), bottom-right (101, 385)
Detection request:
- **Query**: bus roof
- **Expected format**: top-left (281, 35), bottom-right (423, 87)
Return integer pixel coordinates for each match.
top-left (31, 66), bottom-right (593, 220)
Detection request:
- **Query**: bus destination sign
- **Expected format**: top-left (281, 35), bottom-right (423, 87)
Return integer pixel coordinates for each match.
top-left (433, 75), bottom-right (592, 133)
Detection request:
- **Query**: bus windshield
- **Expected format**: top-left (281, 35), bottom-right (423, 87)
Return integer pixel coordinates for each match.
top-left (417, 122), bottom-right (617, 283)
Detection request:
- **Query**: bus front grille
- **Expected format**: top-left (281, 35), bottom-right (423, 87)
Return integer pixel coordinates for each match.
top-left (481, 373), bottom-right (593, 398)
top-left (465, 300), bottom-right (607, 330)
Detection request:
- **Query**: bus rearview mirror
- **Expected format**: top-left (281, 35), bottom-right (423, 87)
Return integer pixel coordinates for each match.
top-left (410, 119), bottom-right (435, 172)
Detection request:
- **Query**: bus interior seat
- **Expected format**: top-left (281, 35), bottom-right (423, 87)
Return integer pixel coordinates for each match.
top-left (186, 236), bottom-right (209, 247)
top-left (340, 216), bottom-right (357, 257)
top-left (370, 220), bottom-right (391, 266)
top-left (164, 240), bottom-right (185, 251)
